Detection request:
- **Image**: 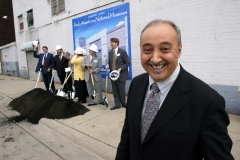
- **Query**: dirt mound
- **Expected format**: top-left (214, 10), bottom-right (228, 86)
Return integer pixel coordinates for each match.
top-left (9, 88), bottom-right (89, 124)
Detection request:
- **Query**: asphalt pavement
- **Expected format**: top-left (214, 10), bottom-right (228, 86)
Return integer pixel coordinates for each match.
top-left (0, 75), bottom-right (239, 160)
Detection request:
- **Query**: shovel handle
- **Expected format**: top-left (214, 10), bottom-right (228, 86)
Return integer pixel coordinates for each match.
top-left (49, 72), bottom-right (55, 90)
top-left (90, 73), bottom-right (95, 87)
top-left (60, 71), bottom-right (73, 90)
top-left (34, 68), bottom-right (42, 88)
top-left (105, 70), bottom-right (108, 94)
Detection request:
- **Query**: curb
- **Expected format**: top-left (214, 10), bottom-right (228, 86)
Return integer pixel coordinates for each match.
top-left (40, 118), bottom-right (117, 160)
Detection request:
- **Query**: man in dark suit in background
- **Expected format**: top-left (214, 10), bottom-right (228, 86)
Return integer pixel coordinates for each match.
top-left (116, 19), bottom-right (234, 160)
top-left (53, 45), bottom-right (72, 97)
top-left (33, 45), bottom-right (55, 92)
top-left (106, 38), bottom-right (130, 110)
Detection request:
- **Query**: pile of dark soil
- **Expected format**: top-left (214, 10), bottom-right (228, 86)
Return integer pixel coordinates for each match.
top-left (9, 88), bottom-right (90, 124)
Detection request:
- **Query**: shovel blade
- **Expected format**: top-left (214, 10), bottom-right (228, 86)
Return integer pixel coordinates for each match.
top-left (71, 92), bottom-right (75, 99)
top-left (57, 91), bottom-right (65, 97)
top-left (90, 94), bottom-right (95, 99)
top-left (103, 96), bottom-right (108, 108)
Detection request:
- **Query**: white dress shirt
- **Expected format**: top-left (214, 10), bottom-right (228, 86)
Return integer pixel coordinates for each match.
top-left (114, 47), bottom-right (118, 58)
top-left (90, 55), bottom-right (94, 63)
top-left (142, 63), bottom-right (180, 116)
top-left (59, 53), bottom-right (63, 60)
top-left (42, 53), bottom-right (48, 65)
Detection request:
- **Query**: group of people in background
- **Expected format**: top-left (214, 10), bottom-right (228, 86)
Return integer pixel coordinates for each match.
top-left (33, 38), bottom-right (130, 110)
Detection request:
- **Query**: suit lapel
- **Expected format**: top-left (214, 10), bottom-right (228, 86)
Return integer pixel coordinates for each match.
top-left (47, 53), bottom-right (50, 61)
top-left (142, 67), bottom-right (191, 145)
top-left (41, 54), bottom-right (45, 66)
top-left (133, 74), bottom-right (149, 145)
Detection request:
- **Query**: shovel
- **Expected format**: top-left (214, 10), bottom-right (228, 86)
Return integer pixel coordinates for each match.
top-left (90, 73), bottom-right (98, 99)
top-left (34, 68), bottom-right (42, 89)
top-left (71, 79), bottom-right (76, 99)
top-left (103, 69), bottom-right (108, 108)
top-left (70, 69), bottom-right (76, 99)
top-left (56, 70), bottom-right (73, 97)
top-left (55, 73), bottom-right (67, 96)
top-left (49, 72), bottom-right (56, 92)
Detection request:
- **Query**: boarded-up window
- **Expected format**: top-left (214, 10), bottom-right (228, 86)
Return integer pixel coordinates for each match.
top-left (18, 14), bottom-right (24, 30)
top-left (27, 9), bottom-right (34, 27)
top-left (51, 0), bottom-right (65, 16)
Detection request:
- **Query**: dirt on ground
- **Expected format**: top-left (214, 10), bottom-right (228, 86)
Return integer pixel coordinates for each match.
top-left (9, 88), bottom-right (89, 124)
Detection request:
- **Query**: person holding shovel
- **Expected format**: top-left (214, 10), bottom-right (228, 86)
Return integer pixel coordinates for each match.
top-left (33, 45), bottom-right (56, 92)
top-left (53, 45), bottom-right (72, 98)
top-left (71, 47), bottom-right (87, 105)
top-left (82, 44), bottom-right (104, 106)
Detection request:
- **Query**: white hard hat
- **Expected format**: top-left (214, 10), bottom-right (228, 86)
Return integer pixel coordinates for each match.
top-left (109, 70), bottom-right (120, 81)
top-left (32, 41), bottom-right (39, 47)
top-left (74, 47), bottom-right (83, 55)
top-left (82, 49), bottom-right (87, 56)
top-left (89, 44), bottom-right (98, 52)
top-left (56, 45), bottom-right (62, 50)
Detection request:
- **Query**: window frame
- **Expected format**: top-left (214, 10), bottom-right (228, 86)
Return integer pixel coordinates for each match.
top-left (18, 14), bottom-right (24, 31)
top-left (27, 9), bottom-right (34, 28)
top-left (51, 0), bottom-right (65, 16)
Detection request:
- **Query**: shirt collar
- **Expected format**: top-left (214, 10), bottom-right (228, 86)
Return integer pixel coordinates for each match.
top-left (115, 47), bottom-right (118, 54)
top-left (148, 63), bottom-right (180, 95)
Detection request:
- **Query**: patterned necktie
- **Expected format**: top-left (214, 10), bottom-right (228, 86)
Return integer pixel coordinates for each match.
top-left (43, 54), bottom-right (46, 66)
top-left (112, 49), bottom-right (116, 70)
top-left (141, 82), bottom-right (160, 143)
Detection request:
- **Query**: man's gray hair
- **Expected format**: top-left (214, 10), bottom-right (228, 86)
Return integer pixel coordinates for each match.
top-left (141, 19), bottom-right (181, 45)
top-left (64, 52), bottom-right (70, 56)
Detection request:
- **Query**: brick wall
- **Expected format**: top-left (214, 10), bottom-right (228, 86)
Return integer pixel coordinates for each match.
top-left (0, 0), bottom-right (15, 46)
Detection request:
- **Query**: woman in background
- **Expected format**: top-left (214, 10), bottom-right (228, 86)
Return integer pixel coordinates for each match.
top-left (71, 47), bottom-right (86, 104)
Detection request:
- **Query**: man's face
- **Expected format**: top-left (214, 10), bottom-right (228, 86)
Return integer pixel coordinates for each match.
top-left (140, 23), bottom-right (182, 82)
top-left (110, 41), bottom-right (118, 49)
top-left (42, 47), bottom-right (48, 53)
top-left (64, 54), bottom-right (70, 60)
top-left (89, 50), bottom-right (95, 57)
top-left (56, 49), bottom-right (62, 55)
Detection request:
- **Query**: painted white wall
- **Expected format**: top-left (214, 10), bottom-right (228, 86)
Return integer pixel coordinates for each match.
top-left (0, 42), bottom-right (19, 76)
top-left (0, 43), bottom-right (17, 62)
top-left (12, 0), bottom-right (120, 78)
top-left (129, 0), bottom-right (240, 86)
top-left (12, 0), bottom-right (240, 86)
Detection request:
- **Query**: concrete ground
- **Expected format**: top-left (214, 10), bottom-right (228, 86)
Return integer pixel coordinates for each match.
top-left (0, 75), bottom-right (239, 160)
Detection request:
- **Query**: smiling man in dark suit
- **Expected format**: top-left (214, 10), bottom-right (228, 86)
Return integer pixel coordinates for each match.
top-left (106, 38), bottom-right (130, 110)
top-left (33, 46), bottom-right (55, 92)
top-left (115, 19), bottom-right (234, 160)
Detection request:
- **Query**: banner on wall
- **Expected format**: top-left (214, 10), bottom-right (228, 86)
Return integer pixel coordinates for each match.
top-left (72, 2), bottom-right (132, 79)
